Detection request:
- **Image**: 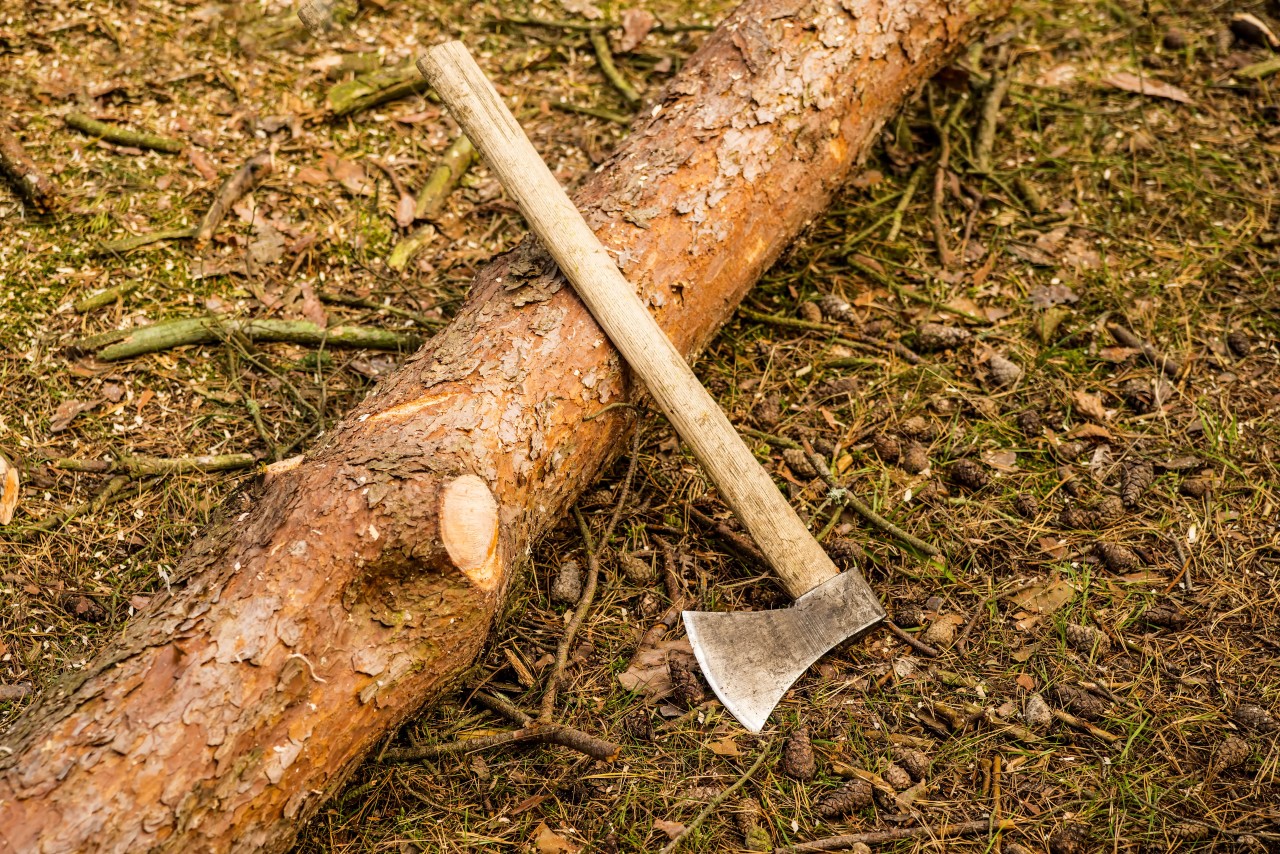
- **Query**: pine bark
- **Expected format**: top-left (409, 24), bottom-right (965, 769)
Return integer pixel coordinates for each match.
top-left (0, 0), bottom-right (1009, 850)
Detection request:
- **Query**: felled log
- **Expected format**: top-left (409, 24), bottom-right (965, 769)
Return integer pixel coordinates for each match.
top-left (0, 0), bottom-right (1009, 850)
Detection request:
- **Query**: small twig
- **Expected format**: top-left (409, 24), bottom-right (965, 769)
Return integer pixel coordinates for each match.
top-left (974, 75), bottom-right (1011, 173)
top-left (737, 308), bottom-right (921, 364)
top-left (589, 31), bottom-right (641, 105)
top-left (1051, 708), bottom-right (1122, 744)
top-left (316, 290), bottom-right (446, 328)
top-left (541, 444), bottom-right (640, 721)
top-left (552, 101), bottom-right (633, 125)
top-left (1107, 322), bottom-right (1181, 378)
top-left (885, 621), bottom-right (940, 658)
top-left (94, 317), bottom-right (421, 361)
top-left (659, 740), bottom-right (774, 854)
top-left (74, 281), bottom-right (138, 313)
top-left (23, 474), bottom-right (159, 535)
top-left (328, 66), bottom-right (434, 118)
top-left (779, 819), bottom-right (1016, 853)
top-left (0, 125), bottom-right (57, 212)
top-left (195, 150), bottom-right (272, 243)
top-left (55, 454), bottom-right (258, 477)
top-left (65, 112), bottom-right (183, 153)
top-left (930, 97), bottom-right (967, 268)
top-left (97, 227), bottom-right (196, 254)
top-left (472, 690), bottom-right (533, 726)
top-left (686, 504), bottom-right (769, 569)
top-left (415, 134), bottom-right (476, 220)
top-left (885, 164), bottom-right (924, 243)
top-left (381, 722), bottom-right (619, 762)
top-left (801, 438), bottom-right (941, 558)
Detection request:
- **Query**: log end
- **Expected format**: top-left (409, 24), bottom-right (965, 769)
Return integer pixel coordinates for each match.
top-left (438, 474), bottom-right (500, 591)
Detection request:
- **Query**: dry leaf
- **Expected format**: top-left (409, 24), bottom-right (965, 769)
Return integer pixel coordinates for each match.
top-left (1067, 423), bottom-right (1113, 441)
top-left (332, 158), bottom-right (372, 195)
top-left (708, 734), bottom-right (741, 756)
top-left (1036, 63), bottom-right (1077, 88)
top-left (299, 282), bottom-right (328, 329)
top-left (983, 449), bottom-right (1018, 470)
top-left (618, 8), bottom-right (656, 52)
top-left (534, 822), bottom-right (579, 854)
top-left (653, 818), bottom-right (686, 840)
top-left (1016, 672), bottom-right (1036, 692)
top-left (1072, 390), bottom-right (1108, 423)
top-left (617, 636), bottom-right (695, 699)
top-left (0, 454), bottom-right (20, 525)
top-left (1101, 71), bottom-right (1193, 104)
top-left (1037, 536), bottom-right (1067, 560)
top-left (49, 398), bottom-right (100, 433)
top-left (189, 148), bottom-right (218, 182)
top-left (1009, 578), bottom-right (1077, 630)
top-left (1029, 282), bottom-right (1079, 308)
top-left (296, 166), bottom-right (330, 185)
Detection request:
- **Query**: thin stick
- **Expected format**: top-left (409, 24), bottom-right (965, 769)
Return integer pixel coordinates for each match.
top-left (95, 317), bottom-right (421, 361)
top-left (886, 621), bottom-right (940, 658)
top-left (65, 113), bottom-right (183, 153)
top-left (541, 444), bottom-right (640, 720)
top-left (1107, 322), bottom-right (1181, 378)
top-left (381, 722), bottom-right (619, 762)
top-left (74, 281), bottom-right (138, 313)
top-left (552, 101), bottom-right (632, 125)
top-left (98, 228), bottom-right (196, 253)
top-left (195, 150), bottom-right (272, 243)
top-left (415, 134), bottom-right (475, 220)
top-left (885, 164), bottom-right (924, 242)
top-left (54, 453), bottom-right (258, 477)
top-left (974, 75), bottom-right (1010, 173)
top-left (0, 125), bottom-right (57, 212)
top-left (589, 31), bottom-right (641, 104)
top-left (316, 290), bottom-right (446, 328)
top-left (658, 740), bottom-right (774, 854)
top-left (802, 438), bottom-right (941, 558)
top-left (1051, 708), bottom-right (1122, 744)
top-left (930, 98), bottom-right (966, 268)
top-left (737, 308), bottom-right (921, 364)
top-left (0, 684), bottom-right (34, 702)
top-left (780, 819), bottom-right (1016, 853)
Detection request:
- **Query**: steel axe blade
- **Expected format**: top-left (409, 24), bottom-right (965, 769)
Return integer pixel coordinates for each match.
top-left (683, 569), bottom-right (884, 732)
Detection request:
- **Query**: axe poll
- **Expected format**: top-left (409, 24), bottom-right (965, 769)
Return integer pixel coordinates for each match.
top-left (418, 41), bottom-right (886, 732)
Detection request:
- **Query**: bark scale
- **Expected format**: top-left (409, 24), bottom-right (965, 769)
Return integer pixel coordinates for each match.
top-left (0, 0), bottom-right (1009, 850)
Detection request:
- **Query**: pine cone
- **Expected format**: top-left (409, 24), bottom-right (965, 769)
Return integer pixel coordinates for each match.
top-left (901, 441), bottom-right (929, 474)
top-left (1120, 460), bottom-right (1154, 507)
top-left (1095, 542), bottom-right (1139, 572)
top-left (819, 376), bottom-right (859, 399)
top-left (987, 353), bottom-right (1022, 387)
top-left (814, 779), bottom-right (872, 818)
top-left (619, 552), bottom-right (654, 584)
top-left (1016, 409), bottom-right (1043, 437)
top-left (61, 594), bottom-right (107, 623)
top-left (735, 798), bottom-right (771, 851)
top-left (1049, 822), bottom-right (1091, 854)
top-left (781, 727), bottom-right (816, 781)
top-left (1181, 476), bottom-right (1211, 498)
top-left (825, 537), bottom-right (866, 570)
top-left (798, 302), bottom-right (824, 324)
top-left (872, 433), bottom-right (901, 463)
top-left (1013, 494), bottom-right (1040, 518)
top-left (668, 657), bottom-right (707, 708)
top-left (893, 604), bottom-right (925, 629)
top-left (915, 322), bottom-right (972, 352)
top-left (1096, 495), bottom-right (1124, 524)
top-left (818, 293), bottom-right (855, 324)
top-left (1004, 844), bottom-right (1035, 854)
top-left (1142, 603), bottom-right (1188, 630)
top-left (1233, 704), bottom-right (1279, 734)
top-left (1120, 378), bottom-right (1154, 413)
top-left (882, 763), bottom-right (912, 790)
top-left (1065, 622), bottom-right (1110, 654)
top-left (1226, 329), bottom-right (1252, 358)
top-left (900, 415), bottom-right (934, 440)
top-left (551, 560), bottom-right (583, 603)
top-left (921, 613), bottom-right (963, 647)
top-left (783, 448), bottom-right (818, 479)
top-left (949, 459), bottom-right (990, 490)
top-left (1171, 822), bottom-right (1209, 841)
top-left (892, 747), bottom-right (931, 781)
top-left (1054, 685), bottom-right (1109, 721)
top-left (1209, 735), bottom-right (1251, 777)
top-left (752, 394), bottom-right (783, 430)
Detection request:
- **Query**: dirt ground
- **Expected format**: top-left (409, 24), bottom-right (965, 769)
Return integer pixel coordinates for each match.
top-left (3, 0), bottom-right (1280, 851)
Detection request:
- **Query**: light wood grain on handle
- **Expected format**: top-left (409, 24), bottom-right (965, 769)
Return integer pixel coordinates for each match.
top-left (417, 41), bottom-right (854, 601)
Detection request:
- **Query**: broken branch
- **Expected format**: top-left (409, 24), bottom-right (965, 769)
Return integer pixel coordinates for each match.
top-left (780, 818), bottom-right (1017, 852)
top-left (0, 125), bottom-right (57, 212)
top-left (94, 317), bottom-right (421, 360)
top-left (65, 112), bottom-right (184, 153)
top-left (195, 150), bottom-right (273, 243)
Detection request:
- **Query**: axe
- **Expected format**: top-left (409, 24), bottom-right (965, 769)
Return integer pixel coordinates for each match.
top-left (419, 42), bottom-right (886, 732)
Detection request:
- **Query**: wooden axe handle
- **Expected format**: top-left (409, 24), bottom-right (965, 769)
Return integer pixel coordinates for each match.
top-left (418, 41), bottom-right (839, 599)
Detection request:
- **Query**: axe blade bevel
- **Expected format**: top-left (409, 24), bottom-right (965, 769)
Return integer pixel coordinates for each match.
top-left (683, 570), bottom-right (885, 732)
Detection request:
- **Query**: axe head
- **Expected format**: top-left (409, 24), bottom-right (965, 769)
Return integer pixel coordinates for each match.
top-left (683, 570), bottom-right (885, 732)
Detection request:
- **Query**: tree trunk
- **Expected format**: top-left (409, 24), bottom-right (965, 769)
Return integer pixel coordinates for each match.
top-left (0, 0), bottom-right (1008, 850)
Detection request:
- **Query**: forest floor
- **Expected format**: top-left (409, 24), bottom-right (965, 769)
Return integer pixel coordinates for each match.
top-left (2, 0), bottom-right (1280, 851)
